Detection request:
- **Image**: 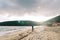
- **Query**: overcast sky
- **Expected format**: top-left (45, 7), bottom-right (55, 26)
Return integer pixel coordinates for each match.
top-left (0, 0), bottom-right (60, 22)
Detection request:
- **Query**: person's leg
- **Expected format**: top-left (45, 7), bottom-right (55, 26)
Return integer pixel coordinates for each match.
top-left (32, 26), bottom-right (34, 31)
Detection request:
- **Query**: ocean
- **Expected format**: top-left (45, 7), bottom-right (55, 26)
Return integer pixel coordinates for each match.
top-left (0, 26), bottom-right (31, 36)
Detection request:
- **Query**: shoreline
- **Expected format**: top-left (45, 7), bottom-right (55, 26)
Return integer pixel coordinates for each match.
top-left (0, 27), bottom-right (32, 40)
top-left (0, 26), bottom-right (32, 36)
top-left (0, 26), bottom-right (60, 40)
top-left (0, 29), bottom-right (22, 36)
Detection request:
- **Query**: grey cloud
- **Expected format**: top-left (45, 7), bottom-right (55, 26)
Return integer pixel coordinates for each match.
top-left (40, 0), bottom-right (60, 10)
top-left (0, 0), bottom-right (17, 8)
top-left (0, 0), bottom-right (60, 17)
top-left (17, 0), bottom-right (36, 8)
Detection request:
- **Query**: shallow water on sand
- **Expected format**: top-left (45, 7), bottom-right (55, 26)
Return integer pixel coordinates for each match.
top-left (0, 26), bottom-right (31, 36)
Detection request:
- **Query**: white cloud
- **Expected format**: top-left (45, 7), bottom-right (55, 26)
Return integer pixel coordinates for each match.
top-left (0, 0), bottom-right (60, 22)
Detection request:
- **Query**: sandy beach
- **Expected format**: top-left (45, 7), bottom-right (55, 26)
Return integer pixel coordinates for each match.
top-left (0, 26), bottom-right (60, 40)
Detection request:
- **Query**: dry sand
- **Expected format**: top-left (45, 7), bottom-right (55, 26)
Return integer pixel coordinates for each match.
top-left (0, 26), bottom-right (60, 40)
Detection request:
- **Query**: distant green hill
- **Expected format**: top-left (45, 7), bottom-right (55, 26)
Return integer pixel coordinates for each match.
top-left (43, 15), bottom-right (60, 26)
top-left (47, 15), bottom-right (60, 23)
top-left (0, 20), bottom-right (40, 26)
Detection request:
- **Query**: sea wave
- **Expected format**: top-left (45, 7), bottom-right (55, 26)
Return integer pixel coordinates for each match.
top-left (0, 26), bottom-right (31, 36)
